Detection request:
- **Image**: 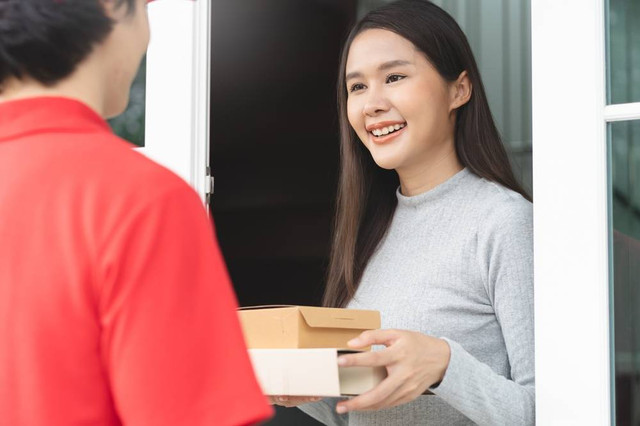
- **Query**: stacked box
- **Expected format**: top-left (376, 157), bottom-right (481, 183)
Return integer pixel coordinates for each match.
top-left (239, 305), bottom-right (386, 397)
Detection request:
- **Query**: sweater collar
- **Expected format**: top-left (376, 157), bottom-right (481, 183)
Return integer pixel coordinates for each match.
top-left (396, 167), bottom-right (473, 208)
top-left (0, 96), bottom-right (111, 143)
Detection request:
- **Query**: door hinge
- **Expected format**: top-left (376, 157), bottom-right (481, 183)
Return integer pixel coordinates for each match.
top-left (205, 174), bottom-right (214, 195)
top-left (205, 167), bottom-right (214, 209)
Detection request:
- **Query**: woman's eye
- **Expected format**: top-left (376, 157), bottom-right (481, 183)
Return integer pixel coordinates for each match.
top-left (386, 74), bottom-right (405, 84)
top-left (349, 83), bottom-right (366, 93)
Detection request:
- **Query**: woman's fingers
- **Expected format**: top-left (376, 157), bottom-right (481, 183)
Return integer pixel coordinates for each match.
top-left (381, 383), bottom-right (427, 410)
top-left (338, 347), bottom-right (397, 368)
top-left (347, 329), bottom-right (401, 349)
top-left (336, 330), bottom-right (447, 413)
top-left (336, 376), bottom-right (403, 413)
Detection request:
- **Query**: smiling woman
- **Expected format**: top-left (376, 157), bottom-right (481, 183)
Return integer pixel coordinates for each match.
top-left (273, 1), bottom-right (535, 425)
top-left (345, 30), bottom-right (464, 185)
top-left (327, 0), bottom-right (530, 312)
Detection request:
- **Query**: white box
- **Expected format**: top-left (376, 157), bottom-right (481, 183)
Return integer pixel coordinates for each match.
top-left (248, 348), bottom-right (387, 397)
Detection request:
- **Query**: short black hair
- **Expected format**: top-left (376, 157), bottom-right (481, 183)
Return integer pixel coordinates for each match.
top-left (0, 0), bottom-right (136, 88)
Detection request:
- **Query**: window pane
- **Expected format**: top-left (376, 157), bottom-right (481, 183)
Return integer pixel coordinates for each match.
top-left (108, 57), bottom-right (146, 147)
top-left (609, 119), bottom-right (640, 426)
top-left (607, 0), bottom-right (640, 104)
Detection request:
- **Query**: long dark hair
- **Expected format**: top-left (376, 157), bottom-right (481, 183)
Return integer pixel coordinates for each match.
top-left (323, 0), bottom-right (531, 308)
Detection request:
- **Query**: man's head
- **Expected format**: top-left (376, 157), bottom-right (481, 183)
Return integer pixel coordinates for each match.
top-left (0, 0), bottom-right (151, 117)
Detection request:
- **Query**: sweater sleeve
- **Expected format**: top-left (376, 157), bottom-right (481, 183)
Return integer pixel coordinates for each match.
top-left (430, 197), bottom-right (535, 425)
top-left (297, 398), bottom-right (348, 426)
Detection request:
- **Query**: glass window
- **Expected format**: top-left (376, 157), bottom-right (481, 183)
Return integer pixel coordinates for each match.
top-left (607, 0), bottom-right (640, 104)
top-left (609, 119), bottom-right (640, 426)
top-left (108, 57), bottom-right (146, 147)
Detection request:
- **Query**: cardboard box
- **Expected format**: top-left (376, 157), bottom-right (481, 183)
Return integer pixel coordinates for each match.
top-left (238, 305), bottom-right (381, 350)
top-left (248, 348), bottom-right (387, 397)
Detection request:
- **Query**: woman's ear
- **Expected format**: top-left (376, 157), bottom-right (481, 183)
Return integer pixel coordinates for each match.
top-left (449, 71), bottom-right (472, 112)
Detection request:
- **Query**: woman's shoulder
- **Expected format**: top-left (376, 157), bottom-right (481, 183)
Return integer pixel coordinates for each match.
top-left (469, 173), bottom-right (530, 208)
top-left (466, 173), bottom-right (532, 233)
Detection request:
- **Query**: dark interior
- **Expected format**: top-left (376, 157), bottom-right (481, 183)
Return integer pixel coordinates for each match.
top-left (210, 1), bottom-right (357, 423)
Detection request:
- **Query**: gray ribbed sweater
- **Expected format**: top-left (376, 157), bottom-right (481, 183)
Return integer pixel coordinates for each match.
top-left (299, 168), bottom-right (534, 425)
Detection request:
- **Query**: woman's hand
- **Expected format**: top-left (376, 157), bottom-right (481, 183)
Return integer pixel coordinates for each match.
top-left (335, 329), bottom-right (450, 414)
top-left (268, 396), bottom-right (323, 407)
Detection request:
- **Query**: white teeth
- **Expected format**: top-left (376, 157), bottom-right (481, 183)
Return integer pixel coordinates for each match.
top-left (370, 123), bottom-right (405, 137)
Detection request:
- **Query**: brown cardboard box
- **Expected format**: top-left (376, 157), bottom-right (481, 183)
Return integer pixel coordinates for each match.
top-left (248, 348), bottom-right (387, 396)
top-left (238, 305), bottom-right (381, 350)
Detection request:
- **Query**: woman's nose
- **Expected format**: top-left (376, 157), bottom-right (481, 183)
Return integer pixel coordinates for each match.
top-left (362, 90), bottom-right (390, 116)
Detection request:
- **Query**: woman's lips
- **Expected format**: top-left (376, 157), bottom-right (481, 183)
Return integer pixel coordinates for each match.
top-left (369, 124), bottom-right (407, 144)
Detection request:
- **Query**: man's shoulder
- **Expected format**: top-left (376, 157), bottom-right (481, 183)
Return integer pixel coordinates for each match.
top-left (45, 132), bottom-right (198, 219)
top-left (72, 132), bottom-right (190, 196)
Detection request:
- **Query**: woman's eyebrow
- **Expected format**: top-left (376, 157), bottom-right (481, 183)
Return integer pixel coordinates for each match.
top-left (345, 59), bottom-right (412, 81)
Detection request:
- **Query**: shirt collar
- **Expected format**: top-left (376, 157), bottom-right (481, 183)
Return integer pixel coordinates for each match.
top-left (0, 96), bottom-right (111, 143)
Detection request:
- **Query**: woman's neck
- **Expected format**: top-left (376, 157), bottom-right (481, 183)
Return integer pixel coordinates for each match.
top-left (397, 145), bottom-right (464, 197)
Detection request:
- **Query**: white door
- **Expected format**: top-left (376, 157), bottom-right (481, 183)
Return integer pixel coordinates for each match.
top-left (138, 0), bottom-right (212, 204)
top-left (533, 0), bottom-right (640, 424)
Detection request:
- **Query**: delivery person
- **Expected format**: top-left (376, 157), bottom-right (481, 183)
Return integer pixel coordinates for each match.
top-left (0, 0), bottom-right (272, 425)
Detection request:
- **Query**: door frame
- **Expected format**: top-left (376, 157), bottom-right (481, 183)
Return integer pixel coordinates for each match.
top-left (142, 0), bottom-right (640, 422)
top-left (532, 0), bottom-right (611, 424)
top-left (138, 0), bottom-right (211, 203)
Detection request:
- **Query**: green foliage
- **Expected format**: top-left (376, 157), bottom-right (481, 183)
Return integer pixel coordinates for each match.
top-left (108, 57), bottom-right (146, 147)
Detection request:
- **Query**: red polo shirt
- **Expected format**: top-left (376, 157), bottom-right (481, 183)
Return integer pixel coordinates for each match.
top-left (0, 97), bottom-right (272, 426)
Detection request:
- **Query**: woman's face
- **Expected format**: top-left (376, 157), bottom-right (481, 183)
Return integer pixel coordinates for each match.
top-left (345, 29), bottom-right (458, 173)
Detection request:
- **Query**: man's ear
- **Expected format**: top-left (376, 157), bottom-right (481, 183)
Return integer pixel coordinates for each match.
top-left (449, 70), bottom-right (472, 112)
top-left (100, 0), bottom-right (127, 20)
